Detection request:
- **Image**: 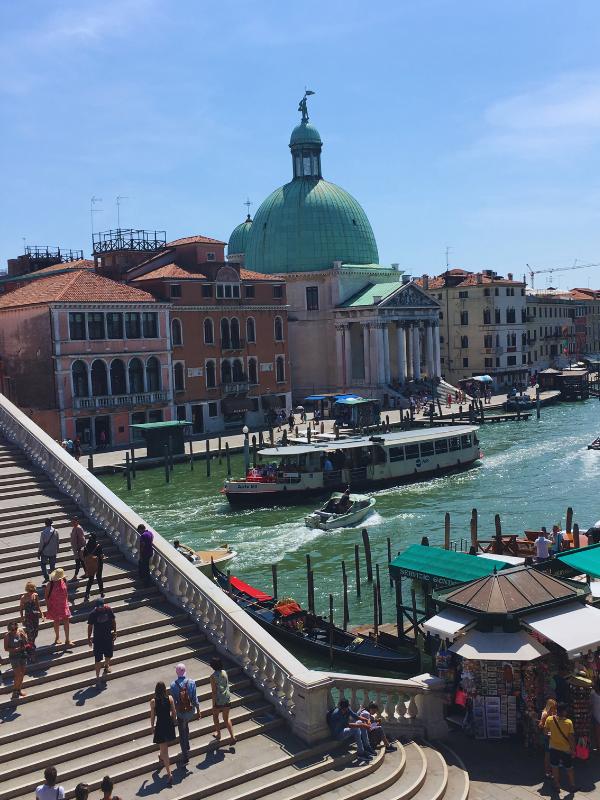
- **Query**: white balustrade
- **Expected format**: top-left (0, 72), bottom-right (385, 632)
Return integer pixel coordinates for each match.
top-left (0, 392), bottom-right (446, 743)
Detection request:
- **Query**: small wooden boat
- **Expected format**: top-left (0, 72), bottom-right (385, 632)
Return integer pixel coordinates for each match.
top-left (211, 564), bottom-right (420, 674)
top-left (305, 493), bottom-right (376, 530)
top-left (173, 541), bottom-right (236, 575)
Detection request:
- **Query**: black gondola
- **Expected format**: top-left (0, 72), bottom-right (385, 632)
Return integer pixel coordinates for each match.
top-left (211, 563), bottom-right (420, 674)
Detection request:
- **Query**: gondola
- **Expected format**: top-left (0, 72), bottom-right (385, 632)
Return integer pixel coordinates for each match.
top-left (211, 563), bottom-right (420, 674)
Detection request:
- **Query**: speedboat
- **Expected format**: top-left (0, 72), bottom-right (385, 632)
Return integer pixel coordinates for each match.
top-left (173, 541), bottom-right (236, 575)
top-left (503, 394), bottom-right (535, 412)
top-left (305, 493), bottom-right (376, 530)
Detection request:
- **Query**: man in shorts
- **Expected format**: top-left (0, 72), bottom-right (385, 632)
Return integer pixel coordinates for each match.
top-left (544, 701), bottom-right (576, 793)
top-left (87, 598), bottom-right (116, 684)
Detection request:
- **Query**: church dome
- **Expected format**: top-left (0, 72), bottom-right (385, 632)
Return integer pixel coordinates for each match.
top-left (245, 95), bottom-right (379, 275)
top-left (227, 214), bottom-right (253, 257)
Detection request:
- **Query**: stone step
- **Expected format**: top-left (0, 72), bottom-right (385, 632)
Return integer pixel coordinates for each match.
top-left (2, 710), bottom-right (284, 800)
top-left (0, 501), bottom-right (79, 526)
top-left (359, 741), bottom-right (427, 800)
top-left (410, 745), bottom-right (448, 800)
top-left (0, 533), bottom-right (110, 566)
top-left (433, 742), bottom-right (469, 800)
top-left (0, 562), bottom-right (134, 602)
top-left (0, 513), bottom-right (81, 539)
top-left (0, 635), bottom-right (212, 709)
top-left (0, 493), bottom-right (78, 516)
top-left (0, 473), bottom-right (52, 487)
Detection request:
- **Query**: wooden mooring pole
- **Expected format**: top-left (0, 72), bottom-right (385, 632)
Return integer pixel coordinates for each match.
top-left (387, 537), bottom-right (393, 587)
top-left (375, 564), bottom-right (383, 625)
top-left (163, 445), bottom-right (170, 484)
top-left (271, 563), bottom-right (278, 598)
top-left (329, 595), bottom-right (334, 667)
top-left (125, 452), bottom-right (132, 491)
top-left (130, 447), bottom-right (136, 479)
top-left (362, 528), bottom-right (373, 582)
top-left (225, 442), bottom-right (231, 476)
top-left (444, 512), bottom-right (451, 550)
top-left (341, 561), bottom-right (349, 630)
top-left (189, 440), bottom-right (194, 470)
top-left (470, 508), bottom-right (478, 550)
top-left (205, 439), bottom-right (211, 478)
top-left (566, 507), bottom-right (573, 536)
top-left (354, 544), bottom-right (361, 597)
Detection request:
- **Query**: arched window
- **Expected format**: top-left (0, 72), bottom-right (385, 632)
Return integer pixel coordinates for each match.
top-left (246, 317), bottom-right (256, 343)
top-left (174, 362), bottom-right (185, 392)
top-left (146, 357), bottom-right (161, 391)
top-left (221, 359), bottom-right (232, 385)
top-left (232, 358), bottom-right (244, 381)
top-left (220, 318), bottom-right (231, 349)
top-left (172, 318), bottom-right (183, 346)
top-left (110, 359), bottom-right (126, 395)
top-left (204, 318), bottom-right (214, 344)
top-left (206, 360), bottom-right (216, 388)
top-left (274, 316), bottom-right (283, 341)
top-left (231, 317), bottom-right (240, 348)
top-left (91, 360), bottom-right (108, 397)
top-left (128, 358), bottom-right (144, 394)
top-left (72, 360), bottom-right (88, 398)
top-left (276, 356), bottom-right (285, 383)
top-left (248, 358), bottom-right (258, 385)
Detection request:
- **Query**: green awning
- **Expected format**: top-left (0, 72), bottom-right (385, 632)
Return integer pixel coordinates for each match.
top-left (389, 544), bottom-right (511, 588)
top-left (130, 421), bottom-right (191, 430)
top-left (556, 543), bottom-right (600, 578)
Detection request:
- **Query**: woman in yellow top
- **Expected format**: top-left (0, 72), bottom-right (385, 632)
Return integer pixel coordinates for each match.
top-left (544, 702), bottom-right (576, 793)
top-left (538, 698), bottom-right (557, 777)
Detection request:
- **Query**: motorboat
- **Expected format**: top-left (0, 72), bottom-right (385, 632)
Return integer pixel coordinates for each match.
top-left (173, 541), bottom-right (236, 575)
top-left (223, 424), bottom-right (481, 506)
top-left (211, 563), bottom-right (420, 674)
top-left (305, 492), bottom-right (376, 530)
top-left (502, 393), bottom-right (535, 412)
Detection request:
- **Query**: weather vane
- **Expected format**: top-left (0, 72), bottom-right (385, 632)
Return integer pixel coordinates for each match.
top-left (298, 88), bottom-right (315, 123)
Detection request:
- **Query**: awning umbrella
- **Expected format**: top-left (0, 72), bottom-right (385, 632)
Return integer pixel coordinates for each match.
top-left (472, 375), bottom-right (493, 383)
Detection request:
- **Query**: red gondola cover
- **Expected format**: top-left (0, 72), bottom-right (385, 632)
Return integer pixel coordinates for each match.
top-left (229, 575), bottom-right (273, 602)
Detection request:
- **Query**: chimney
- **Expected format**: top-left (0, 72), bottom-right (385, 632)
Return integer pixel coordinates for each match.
top-left (422, 274), bottom-right (429, 291)
top-left (507, 272), bottom-right (513, 281)
top-left (402, 274), bottom-right (411, 285)
top-left (476, 273), bottom-right (483, 285)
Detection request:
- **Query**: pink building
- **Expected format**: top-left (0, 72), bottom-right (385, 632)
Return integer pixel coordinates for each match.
top-left (0, 269), bottom-right (172, 447)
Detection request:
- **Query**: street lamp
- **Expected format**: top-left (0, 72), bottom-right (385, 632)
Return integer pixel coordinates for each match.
top-left (243, 425), bottom-right (250, 473)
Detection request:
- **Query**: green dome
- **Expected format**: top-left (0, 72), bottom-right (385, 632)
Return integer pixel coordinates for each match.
top-left (245, 177), bottom-right (379, 274)
top-left (289, 121), bottom-right (322, 147)
top-left (227, 215), bottom-right (252, 256)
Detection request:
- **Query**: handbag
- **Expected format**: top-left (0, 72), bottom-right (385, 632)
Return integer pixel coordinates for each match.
top-left (454, 688), bottom-right (468, 707)
top-left (576, 737), bottom-right (590, 760)
top-left (84, 554), bottom-right (99, 578)
top-left (39, 529), bottom-right (57, 558)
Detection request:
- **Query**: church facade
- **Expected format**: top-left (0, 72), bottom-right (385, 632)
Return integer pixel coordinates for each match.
top-left (228, 95), bottom-right (442, 401)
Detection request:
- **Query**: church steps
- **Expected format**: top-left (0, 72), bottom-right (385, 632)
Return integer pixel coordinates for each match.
top-left (1, 713), bottom-right (285, 800)
top-left (0, 536), bottom-right (114, 568)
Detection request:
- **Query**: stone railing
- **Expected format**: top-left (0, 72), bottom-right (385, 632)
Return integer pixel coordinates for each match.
top-left (74, 391), bottom-right (168, 410)
top-left (0, 393), bottom-right (447, 743)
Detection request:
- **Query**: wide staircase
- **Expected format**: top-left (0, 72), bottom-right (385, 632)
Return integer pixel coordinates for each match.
top-left (0, 434), bottom-right (469, 800)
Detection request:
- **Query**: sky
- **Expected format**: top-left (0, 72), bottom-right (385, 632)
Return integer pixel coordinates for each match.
top-left (3, 1), bottom-right (600, 289)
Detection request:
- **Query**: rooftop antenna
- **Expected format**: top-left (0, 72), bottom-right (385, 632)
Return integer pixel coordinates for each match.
top-left (244, 197), bottom-right (252, 220)
top-left (21, 236), bottom-right (26, 254)
top-left (90, 196), bottom-right (103, 238)
top-left (116, 196), bottom-right (129, 229)
top-left (445, 245), bottom-right (452, 270)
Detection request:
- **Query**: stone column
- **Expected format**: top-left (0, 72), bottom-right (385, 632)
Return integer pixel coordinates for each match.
top-left (376, 324), bottom-right (386, 386)
top-left (396, 323), bottom-right (407, 383)
top-left (426, 322), bottom-right (435, 378)
top-left (343, 324), bottom-right (353, 385)
top-left (405, 324), bottom-right (414, 380)
top-left (335, 325), bottom-right (345, 388)
top-left (382, 324), bottom-right (391, 384)
top-left (433, 323), bottom-right (441, 378)
top-left (412, 324), bottom-right (421, 380)
top-left (362, 324), bottom-right (371, 385)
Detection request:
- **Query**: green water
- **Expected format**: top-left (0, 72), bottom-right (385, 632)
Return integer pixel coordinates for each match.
top-left (102, 401), bottom-right (600, 652)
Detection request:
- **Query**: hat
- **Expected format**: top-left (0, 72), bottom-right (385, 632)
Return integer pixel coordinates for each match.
top-left (50, 568), bottom-right (65, 582)
top-left (94, 597), bottom-right (105, 607)
top-left (175, 663), bottom-right (186, 677)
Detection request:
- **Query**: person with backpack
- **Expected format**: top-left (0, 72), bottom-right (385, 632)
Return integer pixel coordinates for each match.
top-left (544, 701), bottom-right (577, 793)
top-left (170, 662), bottom-right (199, 763)
top-left (82, 533), bottom-right (104, 603)
top-left (38, 519), bottom-right (59, 583)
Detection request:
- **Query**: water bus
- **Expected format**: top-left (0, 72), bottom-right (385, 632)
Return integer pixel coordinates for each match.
top-left (223, 424), bottom-right (481, 506)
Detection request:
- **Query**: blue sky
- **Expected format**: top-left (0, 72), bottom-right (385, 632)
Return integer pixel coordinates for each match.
top-left (3, 1), bottom-right (600, 289)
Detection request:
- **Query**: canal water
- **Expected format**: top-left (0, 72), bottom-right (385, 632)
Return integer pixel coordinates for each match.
top-left (102, 400), bottom-right (600, 666)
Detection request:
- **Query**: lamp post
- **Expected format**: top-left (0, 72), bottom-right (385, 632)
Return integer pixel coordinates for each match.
top-left (243, 425), bottom-right (250, 473)
top-left (535, 383), bottom-right (541, 420)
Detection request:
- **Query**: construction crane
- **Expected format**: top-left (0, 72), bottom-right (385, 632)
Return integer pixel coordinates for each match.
top-left (526, 260), bottom-right (600, 289)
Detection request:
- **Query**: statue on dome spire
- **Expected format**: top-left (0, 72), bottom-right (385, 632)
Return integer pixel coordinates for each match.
top-left (298, 89), bottom-right (315, 123)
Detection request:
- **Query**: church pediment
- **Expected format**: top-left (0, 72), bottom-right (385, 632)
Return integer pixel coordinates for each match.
top-left (378, 282), bottom-right (440, 308)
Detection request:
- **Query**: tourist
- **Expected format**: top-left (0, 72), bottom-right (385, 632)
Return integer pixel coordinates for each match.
top-left (539, 698), bottom-right (557, 777)
top-left (170, 662), bottom-right (200, 763)
top-left (544, 701), bottom-right (576, 793)
top-left (3, 620), bottom-right (28, 698)
top-left (99, 775), bottom-right (121, 800)
top-left (74, 783), bottom-right (88, 800)
top-left (591, 679), bottom-right (600, 752)
top-left (446, 393), bottom-right (452, 408)
top-left (73, 436), bottom-right (82, 460)
top-left (327, 698), bottom-right (375, 760)
top-left (336, 488), bottom-right (352, 514)
top-left (364, 702), bottom-right (395, 751)
top-left (82, 532), bottom-right (104, 602)
top-left (38, 518), bottom-right (59, 583)
top-left (534, 530), bottom-right (553, 563)
top-left (150, 681), bottom-right (177, 786)
top-left (137, 523), bottom-right (154, 586)
top-left (87, 597), bottom-right (116, 684)
top-left (19, 580), bottom-right (43, 656)
top-left (70, 517), bottom-right (87, 581)
top-left (288, 411), bottom-right (295, 431)
top-left (44, 568), bottom-right (73, 647)
top-left (35, 766), bottom-right (65, 800)
top-left (210, 656), bottom-right (236, 745)
top-left (551, 524), bottom-right (564, 555)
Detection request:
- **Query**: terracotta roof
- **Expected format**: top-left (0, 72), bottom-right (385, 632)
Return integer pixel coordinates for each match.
top-left (167, 235), bottom-right (226, 247)
top-left (569, 288), bottom-right (600, 300)
top-left (416, 270), bottom-right (524, 290)
top-left (0, 270), bottom-right (157, 308)
top-left (132, 264), bottom-right (206, 281)
top-left (28, 259), bottom-right (95, 276)
top-left (240, 268), bottom-right (277, 282)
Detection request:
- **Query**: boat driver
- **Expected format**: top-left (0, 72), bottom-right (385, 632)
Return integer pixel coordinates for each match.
top-left (336, 488), bottom-right (352, 514)
top-left (173, 539), bottom-right (198, 564)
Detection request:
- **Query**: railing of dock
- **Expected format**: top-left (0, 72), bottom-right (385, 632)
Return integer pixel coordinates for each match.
top-left (0, 392), bottom-right (447, 743)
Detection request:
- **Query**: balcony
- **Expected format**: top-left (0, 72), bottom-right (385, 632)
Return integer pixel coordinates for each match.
top-left (222, 381), bottom-right (249, 396)
top-left (73, 391), bottom-right (168, 410)
top-left (221, 338), bottom-right (246, 352)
